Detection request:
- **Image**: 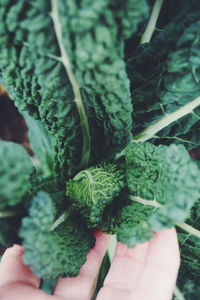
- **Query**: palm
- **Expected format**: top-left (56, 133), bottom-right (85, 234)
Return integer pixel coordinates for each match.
top-left (0, 229), bottom-right (179, 300)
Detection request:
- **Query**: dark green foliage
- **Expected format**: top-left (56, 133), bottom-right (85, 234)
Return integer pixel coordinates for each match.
top-left (39, 278), bottom-right (57, 295)
top-left (1, 0), bottom-right (200, 296)
top-left (176, 202), bottom-right (200, 299)
top-left (0, 0), bottom-right (80, 178)
top-left (59, 0), bottom-right (148, 159)
top-left (20, 191), bottom-right (95, 279)
top-left (116, 203), bottom-right (154, 247)
top-left (0, 140), bottom-right (33, 208)
top-left (0, 215), bottom-right (21, 247)
top-left (111, 0), bottom-right (149, 39)
top-left (92, 252), bottom-right (110, 300)
top-left (66, 163), bottom-right (125, 226)
top-left (125, 142), bottom-right (200, 230)
top-left (128, 1), bottom-right (200, 148)
top-left (22, 113), bottom-right (55, 177)
top-left (0, 0), bottom-right (149, 178)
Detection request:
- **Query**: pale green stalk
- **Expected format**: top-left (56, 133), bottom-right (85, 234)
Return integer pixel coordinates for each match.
top-left (140, 0), bottom-right (164, 44)
top-left (129, 195), bottom-right (200, 239)
top-left (174, 286), bottom-right (186, 300)
top-left (0, 210), bottom-right (20, 218)
top-left (133, 96), bottom-right (200, 142)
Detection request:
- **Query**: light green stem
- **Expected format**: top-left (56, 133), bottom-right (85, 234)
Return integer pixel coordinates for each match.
top-left (177, 223), bottom-right (200, 239)
top-left (174, 286), bottom-right (186, 300)
top-left (0, 210), bottom-right (20, 218)
top-left (129, 194), bottom-right (200, 239)
top-left (50, 206), bottom-right (74, 231)
top-left (140, 0), bottom-right (164, 44)
top-left (129, 195), bottom-right (161, 208)
top-left (133, 96), bottom-right (200, 142)
top-left (107, 235), bottom-right (117, 262)
top-left (50, 0), bottom-right (91, 168)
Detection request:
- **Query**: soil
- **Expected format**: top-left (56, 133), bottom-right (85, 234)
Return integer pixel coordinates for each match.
top-left (0, 87), bottom-right (32, 154)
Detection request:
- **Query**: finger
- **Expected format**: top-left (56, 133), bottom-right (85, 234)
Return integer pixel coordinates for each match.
top-left (54, 231), bottom-right (110, 299)
top-left (131, 228), bottom-right (180, 300)
top-left (0, 244), bottom-right (40, 288)
top-left (96, 240), bottom-right (149, 299)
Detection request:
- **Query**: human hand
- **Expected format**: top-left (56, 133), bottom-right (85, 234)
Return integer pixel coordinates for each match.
top-left (0, 228), bottom-right (180, 300)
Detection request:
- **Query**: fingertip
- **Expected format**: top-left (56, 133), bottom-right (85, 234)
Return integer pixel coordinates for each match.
top-left (92, 230), bottom-right (110, 254)
top-left (93, 230), bottom-right (110, 241)
top-left (148, 227), bottom-right (180, 272)
top-left (2, 244), bottom-right (24, 259)
top-left (0, 244), bottom-right (40, 288)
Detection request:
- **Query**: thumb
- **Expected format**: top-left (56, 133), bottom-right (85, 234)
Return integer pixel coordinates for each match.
top-left (0, 244), bottom-right (40, 288)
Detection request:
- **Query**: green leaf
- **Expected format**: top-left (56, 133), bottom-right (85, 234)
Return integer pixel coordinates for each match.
top-left (0, 0), bottom-right (148, 177)
top-left (20, 191), bottom-right (95, 279)
top-left (128, 4), bottom-right (200, 148)
top-left (116, 203), bottom-right (154, 247)
top-left (125, 142), bottom-right (200, 229)
top-left (66, 163), bottom-right (125, 226)
top-left (116, 142), bottom-right (200, 247)
top-left (176, 201), bottom-right (200, 299)
top-left (22, 112), bottom-right (55, 177)
top-left (0, 140), bottom-right (33, 208)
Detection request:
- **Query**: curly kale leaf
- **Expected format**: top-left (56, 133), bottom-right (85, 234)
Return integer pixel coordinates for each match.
top-left (22, 112), bottom-right (55, 178)
top-left (115, 142), bottom-right (200, 247)
top-left (0, 140), bottom-right (33, 208)
top-left (0, 0), bottom-right (150, 177)
top-left (66, 164), bottom-right (125, 226)
top-left (20, 191), bottom-right (95, 279)
top-left (128, 3), bottom-right (200, 148)
top-left (51, 0), bottom-right (135, 159)
top-left (110, 0), bottom-right (149, 39)
top-left (116, 203), bottom-right (154, 247)
top-left (0, 0), bottom-right (82, 177)
top-left (125, 142), bottom-right (200, 228)
top-left (176, 201), bottom-right (200, 299)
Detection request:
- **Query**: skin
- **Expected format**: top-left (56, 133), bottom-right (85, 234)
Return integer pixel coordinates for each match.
top-left (0, 228), bottom-right (180, 300)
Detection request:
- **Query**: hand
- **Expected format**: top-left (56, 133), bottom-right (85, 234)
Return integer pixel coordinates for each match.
top-left (0, 229), bottom-right (180, 300)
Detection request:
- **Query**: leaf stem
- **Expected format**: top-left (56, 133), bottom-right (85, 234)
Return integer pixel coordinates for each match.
top-left (107, 234), bottom-right (117, 262)
top-left (129, 195), bottom-right (161, 208)
top-left (140, 0), bottom-right (164, 44)
top-left (0, 210), bottom-right (20, 218)
top-left (174, 286), bottom-right (186, 300)
top-left (128, 194), bottom-right (200, 239)
top-left (50, 206), bottom-right (74, 231)
top-left (50, 0), bottom-right (91, 168)
top-left (133, 96), bottom-right (200, 142)
top-left (177, 222), bottom-right (200, 239)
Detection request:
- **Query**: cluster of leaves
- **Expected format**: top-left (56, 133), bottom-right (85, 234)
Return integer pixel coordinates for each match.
top-left (0, 0), bottom-right (200, 298)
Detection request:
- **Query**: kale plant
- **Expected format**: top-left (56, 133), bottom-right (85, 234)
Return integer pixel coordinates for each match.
top-left (0, 0), bottom-right (200, 298)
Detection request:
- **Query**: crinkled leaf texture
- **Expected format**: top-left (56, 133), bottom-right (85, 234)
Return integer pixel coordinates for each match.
top-left (0, 0), bottom-right (149, 177)
top-left (22, 112), bottom-right (55, 177)
top-left (116, 203), bottom-right (154, 247)
top-left (66, 163), bottom-right (125, 226)
top-left (128, 3), bottom-right (200, 148)
top-left (0, 140), bottom-right (33, 208)
top-left (20, 191), bottom-right (95, 279)
top-left (175, 201), bottom-right (200, 299)
top-left (116, 142), bottom-right (200, 247)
